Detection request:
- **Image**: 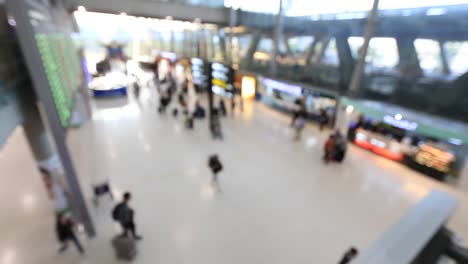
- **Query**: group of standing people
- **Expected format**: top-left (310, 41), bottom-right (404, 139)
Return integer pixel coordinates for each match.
top-left (289, 97), bottom-right (347, 163)
top-left (324, 130), bottom-right (347, 163)
top-left (291, 98), bottom-right (331, 141)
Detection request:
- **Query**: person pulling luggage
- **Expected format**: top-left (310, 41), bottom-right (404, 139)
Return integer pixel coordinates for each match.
top-left (112, 192), bottom-right (142, 240)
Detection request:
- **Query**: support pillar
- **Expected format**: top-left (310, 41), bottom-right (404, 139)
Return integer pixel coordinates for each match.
top-left (7, 0), bottom-right (96, 237)
top-left (335, 0), bottom-right (379, 133)
top-left (271, 0), bottom-right (284, 77)
top-left (458, 159), bottom-right (468, 194)
top-left (348, 0), bottom-right (380, 96)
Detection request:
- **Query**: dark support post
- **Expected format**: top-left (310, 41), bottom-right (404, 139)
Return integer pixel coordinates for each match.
top-left (7, 0), bottom-right (96, 237)
top-left (335, 0), bottom-right (379, 133)
top-left (348, 0), bottom-right (380, 96)
top-left (228, 6), bottom-right (238, 65)
top-left (271, 0), bottom-right (284, 77)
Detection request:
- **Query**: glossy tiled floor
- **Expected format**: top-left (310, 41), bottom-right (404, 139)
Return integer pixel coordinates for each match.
top-left (2, 90), bottom-right (468, 263)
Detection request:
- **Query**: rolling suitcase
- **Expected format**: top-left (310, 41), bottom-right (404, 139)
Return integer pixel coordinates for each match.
top-left (112, 235), bottom-right (137, 261)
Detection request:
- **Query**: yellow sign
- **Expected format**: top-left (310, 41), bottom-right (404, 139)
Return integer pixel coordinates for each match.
top-left (212, 78), bottom-right (228, 89)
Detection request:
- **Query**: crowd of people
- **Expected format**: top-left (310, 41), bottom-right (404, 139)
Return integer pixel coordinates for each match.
top-left (48, 55), bottom-right (355, 262)
top-left (290, 97), bottom-right (347, 163)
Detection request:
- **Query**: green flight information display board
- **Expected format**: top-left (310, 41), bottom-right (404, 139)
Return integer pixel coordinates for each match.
top-left (36, 34), bottom-right (81, 127)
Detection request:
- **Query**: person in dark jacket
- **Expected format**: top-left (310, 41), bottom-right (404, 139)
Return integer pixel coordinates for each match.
top-left (112, 192), bottom-right (142, 240)
top-left (319, 108), bottom-right (329, 131)
top-left (56, 212), bottom-right (84, 254)
top-left (338, 247), bottom-right (358, 264)
top-left (291, 98), bottom-right (304, 127)
top-left (219, 99), bottom-right (227, 116)
top-left (208, 154), bottom-right (223, 192)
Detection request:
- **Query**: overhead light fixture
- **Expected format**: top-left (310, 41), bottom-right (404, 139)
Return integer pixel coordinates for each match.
top-left (394, 113), bottom-right (402, 121)
top-left (77, 5), bottom-right (86, 12)
top-left (346, 105), bottom-right (354, 114)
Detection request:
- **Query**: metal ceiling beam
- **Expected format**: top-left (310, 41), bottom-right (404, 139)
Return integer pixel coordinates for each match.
top-left (64, 0), bottom-right (230, 25)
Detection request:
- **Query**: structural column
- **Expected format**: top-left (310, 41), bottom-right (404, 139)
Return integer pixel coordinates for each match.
top-left (335, 0), bottom-right (379, 134)
top-left (458, 159), bottom-right (468, 194)
top-left (7, 0), bottom-right (96, 237)
top-left (348, 0), bottom-right (380, 96)
top-left (17, 83), bottom-right (54, 161)
top-left (271, 0), bottom-right (284, 77)
top-left (227, 6), bottom-right (239, 65)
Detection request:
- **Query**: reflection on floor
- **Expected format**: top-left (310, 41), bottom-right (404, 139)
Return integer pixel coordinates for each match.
top-left (65, 93), bottom-right (468, 263)
top-left (0, 127), bottom-right (86, 264)
top-left (3, 89), bottom-right (468, 263)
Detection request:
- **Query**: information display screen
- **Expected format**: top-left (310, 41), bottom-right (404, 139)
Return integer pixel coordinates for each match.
top-left (36, 34), bottom-right (81, 126)
top-left (210, 62), bottom-right (234, 96)
top-left (17, 0), bottom-right (83, 127)
top-left (191, 58), bottom-right (210, 87)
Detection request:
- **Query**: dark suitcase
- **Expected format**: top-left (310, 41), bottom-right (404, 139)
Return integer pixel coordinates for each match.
top-left (92, 181), bottom-right (113, 206)
top-left (112, 235), bottom-right (137, 261)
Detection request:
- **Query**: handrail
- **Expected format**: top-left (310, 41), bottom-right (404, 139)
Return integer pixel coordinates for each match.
top-left (353, 190), bottom-right (457, 264)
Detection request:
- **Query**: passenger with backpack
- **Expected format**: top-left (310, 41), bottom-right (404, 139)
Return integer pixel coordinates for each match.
top-left (112, 192), bottom-right (142, 240)
top-left (208, 154), bottom-right (223, 192)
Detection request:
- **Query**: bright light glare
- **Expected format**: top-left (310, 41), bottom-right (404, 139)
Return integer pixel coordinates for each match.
top-left (224, 0), bottom-right (468, 16)
top-left (395, 113), bottom-right (403, 120)
top-left (225, 0), bottom-right (280, 14)
top-left (277, 0), bottom-right (468, 16)
top-left (77, 5), bottom-right (86, 12)
top-left (346, 105), bottom-right (354, 113)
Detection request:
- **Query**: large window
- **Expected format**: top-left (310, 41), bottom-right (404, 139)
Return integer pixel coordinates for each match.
top-left (257, 37), bottom-right (273, 53)
top-left (321, 38), bottom-right (339, 66)
top-left (414, 39), bottom-right (444, 75)
top-left (253, 37), bottom-right (273, 62)
top-left (287, 36), bottom-right (314, 65)
top-left (231, 34), bottom-right (252, 64)
top-left (288, 36), bottom-right (314, 55)
top-left (349, 37), bottom-right (399, 71)
top-left (444, 41), bottom-right (468, 76)
top-left (310, 40), bottom-right (324, 64)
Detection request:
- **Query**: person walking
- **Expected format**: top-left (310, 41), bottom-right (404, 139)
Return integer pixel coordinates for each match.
top-left (56, 212), bottom-right (84, 254)
top-left (338, 247), bottom-right (359, 264)
top-left (290, 98), bottom-right (302, 127)
top-left (231, 95), bottom-right (236, 115)
top-left (208, 154), bottom-right (223, 192)
top-left (219, 99), bottom-right (227, 116)
top-left (293, 114), bottom-right (305, 141)
top-left (112, 192), bottom-right (143, 240)
top-left (319, 108), bottom-right (329, 131)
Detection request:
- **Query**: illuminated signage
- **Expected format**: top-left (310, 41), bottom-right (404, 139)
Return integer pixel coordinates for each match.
top-left (211, 62), bottom-right (234, 93)
top-left (191, 58), bottom-right (209, 87)
top-left (36, 34), bottom-right (81, 127)
top-left (262, 78), bottom-right (302, 96)
top-left (383, 115), bottom-right (418, 131)
top-left (241, 76), bottom-right (256, 99)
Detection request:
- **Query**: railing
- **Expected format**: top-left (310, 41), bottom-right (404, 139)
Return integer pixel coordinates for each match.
top-left (353, 191), bottom-right (465, 264)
